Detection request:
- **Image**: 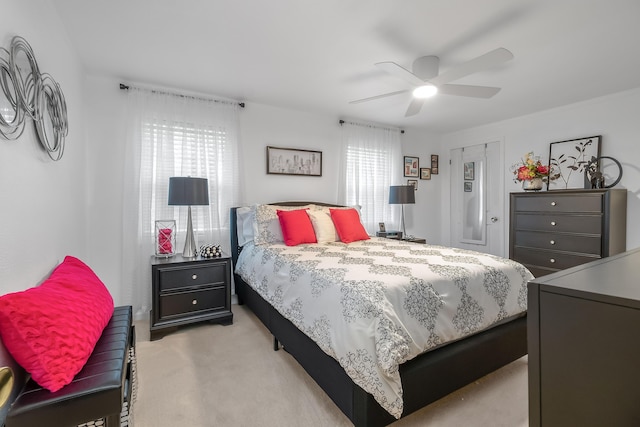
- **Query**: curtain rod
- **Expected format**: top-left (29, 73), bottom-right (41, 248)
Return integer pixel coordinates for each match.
top-left (339, 119), bottom-right (404, 134)
top-left (119, 83), bottom-right (245, 108)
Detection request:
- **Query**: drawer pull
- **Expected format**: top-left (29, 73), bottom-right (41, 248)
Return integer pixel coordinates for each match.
top-left (551, 221), bottom-right (556, 226)
top-left (550, 258), bottom-right (556, 263)
top-left (192, 274), bottom-right (198, 280)
top-left (192, 299), bottom-right (198, 305)
top-left (551, 201), bottom-right (556, 206)
top-left (550, 240), bottom-right (555, 245)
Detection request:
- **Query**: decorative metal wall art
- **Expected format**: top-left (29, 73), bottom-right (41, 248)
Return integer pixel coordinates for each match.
top-left (0, 36), bottom-right (68, 160)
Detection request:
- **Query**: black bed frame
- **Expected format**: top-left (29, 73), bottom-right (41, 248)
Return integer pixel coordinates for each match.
top-left (230, 203), bottom-right (527, 427)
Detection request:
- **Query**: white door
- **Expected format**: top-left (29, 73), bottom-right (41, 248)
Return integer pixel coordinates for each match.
top-left (450, 141), bottom-right (504, 256)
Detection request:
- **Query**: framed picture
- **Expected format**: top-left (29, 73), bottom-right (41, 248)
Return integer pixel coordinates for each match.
top-left (404, 156), bottom-right (419, 177)
top-left (548, 135), bottom-right (601, 190)
top-left (378, 222), bottom-right (386, 232)
top-left (464, 162), bottom-right (475, 180)
top-left (407, 179), bottom-right (418, 190)
top-left (420, 168), bottom-right (431, 180)
top-left (431, 155), bottom-right (439, 175)
top-left (266, 146), bottom-right (322, 176)
top-left (464, 181), bottom-right (472, 192)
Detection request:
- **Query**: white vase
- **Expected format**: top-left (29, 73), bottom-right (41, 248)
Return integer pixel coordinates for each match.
top-left (523, 177), bottom-right (543, 191)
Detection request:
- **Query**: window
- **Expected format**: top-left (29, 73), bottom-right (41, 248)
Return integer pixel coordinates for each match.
top-left (121, 88), bottom-right (241, 317)
top-left (339, 122), bottom-right (402, 232)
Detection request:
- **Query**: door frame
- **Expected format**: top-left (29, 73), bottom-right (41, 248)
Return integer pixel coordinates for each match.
top-left (441, 137), bottom-right (507, 257)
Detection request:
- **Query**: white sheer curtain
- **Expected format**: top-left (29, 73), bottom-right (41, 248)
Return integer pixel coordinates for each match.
top-left (121, 88), bottom-right (242, 317)
top-left (338, 121), bottom-right (402, 233)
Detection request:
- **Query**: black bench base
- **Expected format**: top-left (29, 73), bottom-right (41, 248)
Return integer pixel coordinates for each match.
top-left (4, 306), bottom-right (137, 427)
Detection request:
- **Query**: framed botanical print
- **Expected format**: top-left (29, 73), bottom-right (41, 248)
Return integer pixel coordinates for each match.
top-left (548, 136), bottom-right (601, 190)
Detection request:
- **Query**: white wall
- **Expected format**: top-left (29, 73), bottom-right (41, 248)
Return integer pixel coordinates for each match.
top-left (239, 103), bottom-right (341, 204)
top-left (83, 75), bottom-right (128, 304)
top-left (0, 0), bottom-right (87, 293)
top-left (401, 130), bottom-right (442, 243)
top-left (441, 87), bottom-right (640, 253)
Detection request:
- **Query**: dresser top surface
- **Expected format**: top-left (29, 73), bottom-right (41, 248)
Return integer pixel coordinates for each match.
top-left (530, 247), bottom-right (640, 304)
top-left (511, 188), bottom-right (626, 196)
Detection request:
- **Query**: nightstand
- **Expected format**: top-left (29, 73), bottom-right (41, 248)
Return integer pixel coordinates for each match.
top-left (150, 254), bottom-right (233, 340)
top-left (376, 230), bottom-right (403, 239)
top-left (402, 237), bottom-right (427, 244)
top-left (376, 232), bottom-right (426, 244)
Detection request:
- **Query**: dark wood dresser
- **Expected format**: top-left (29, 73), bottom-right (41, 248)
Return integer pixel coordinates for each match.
top-left (509, 188), bottom-right (626, 277)
top-left (528, 248), bottom-right (640, 426)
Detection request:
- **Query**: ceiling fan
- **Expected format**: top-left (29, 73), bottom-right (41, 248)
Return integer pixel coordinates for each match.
top-left (350, 47), bottom-right (514, 117)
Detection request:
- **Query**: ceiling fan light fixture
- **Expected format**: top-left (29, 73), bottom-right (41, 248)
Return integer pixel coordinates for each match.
top-left (412, 85), bottom-right (438, 99)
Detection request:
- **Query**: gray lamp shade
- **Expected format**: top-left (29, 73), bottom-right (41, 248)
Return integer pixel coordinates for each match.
top-left (168, 177), bottom-right (210, 206)
top-left (389, 185), bottom-right (415, 205)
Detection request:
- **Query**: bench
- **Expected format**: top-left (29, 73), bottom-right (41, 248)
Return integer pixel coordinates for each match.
top-left (1, 306), bottom-right (137, 427)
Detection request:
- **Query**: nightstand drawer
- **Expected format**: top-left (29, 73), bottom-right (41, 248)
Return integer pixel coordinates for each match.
top-left (158, 263), bottom-right (227, 291)
top-left (513, 247), bottom-right (599, 270)
top-left (514, 231), bottom-right (601, 255)
top-left (514, 194), bottom-right (602, 213)
top-left (159, 286), bottom-right (227, 319)
top-left (514, 213), bottom-right (601, 233)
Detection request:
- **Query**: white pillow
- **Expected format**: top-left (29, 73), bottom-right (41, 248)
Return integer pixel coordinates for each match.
top-left (252, 204), bottom-right (315, 245)
top-left (306, 209), bottom-right (339, 243)
top-left (236, 206), bottom-right (255, 246)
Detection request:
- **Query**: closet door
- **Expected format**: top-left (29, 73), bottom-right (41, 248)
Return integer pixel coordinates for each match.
top-left (450, 141), bottom-right (503, 256)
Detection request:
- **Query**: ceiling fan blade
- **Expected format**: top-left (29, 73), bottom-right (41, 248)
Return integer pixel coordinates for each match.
top-left (349, 90), bottom-right (409, 104)
top-left (429, 48), bottom-right (513, 86)
top-left (438, 84), bottom-right (502, 98)
top-left (375, 61), bottom-right (424, 86)
top-left (405, 98), bottom-right (425, 117)
top-left (412, 56), bottom-right (439, 80)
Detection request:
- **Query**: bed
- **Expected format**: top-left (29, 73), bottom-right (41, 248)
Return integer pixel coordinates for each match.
top-left (230, 202), bottom-right (531, 427)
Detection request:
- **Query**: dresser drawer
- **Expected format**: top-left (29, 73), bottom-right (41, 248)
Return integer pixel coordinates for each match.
top-left (514, 213), bottom-right (601, 234)
top-left (514, 194), bottom-right (603, 213)
top-left (514, 230), bottom-right (601, 255)
top-left (513, 247), bottom-right (599, 270)
top-left (158, 262), bottom-right (227, 291)
top-left (159, 286), bottom-right (227, 319)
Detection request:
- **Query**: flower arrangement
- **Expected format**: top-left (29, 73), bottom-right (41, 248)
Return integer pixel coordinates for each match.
top-left (512, 152), bottom-right (550, 182)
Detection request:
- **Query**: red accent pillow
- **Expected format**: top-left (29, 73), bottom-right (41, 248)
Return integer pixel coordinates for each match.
top-left (277, 209), bottom-right (317, 246)
top-left (329, 208), bottom-right (371, 243)
top-left (0, 256), bottom-right (114, 392)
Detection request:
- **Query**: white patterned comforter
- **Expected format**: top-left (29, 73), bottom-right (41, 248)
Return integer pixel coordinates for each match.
top-left (235, 237), bottom-right (533, 418)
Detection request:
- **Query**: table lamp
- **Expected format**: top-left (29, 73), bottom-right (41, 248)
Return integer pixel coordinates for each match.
top-left (168, 177), bottom-right (209, 257)
top-left (389, 185), bottom-right (415, 239)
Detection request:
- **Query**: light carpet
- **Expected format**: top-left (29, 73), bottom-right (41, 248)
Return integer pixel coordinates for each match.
top-left (133, 304), bottom-right (528, 426)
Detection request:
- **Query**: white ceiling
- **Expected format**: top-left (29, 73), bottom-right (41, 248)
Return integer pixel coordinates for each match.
top-left (52, 0), bottom-right (640, 133)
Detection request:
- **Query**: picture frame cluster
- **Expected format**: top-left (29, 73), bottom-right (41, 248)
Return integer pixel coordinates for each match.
top-left (404, 154), bottom-right (439, 185)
